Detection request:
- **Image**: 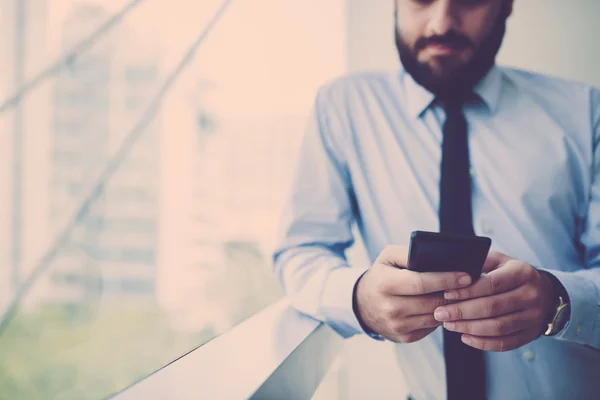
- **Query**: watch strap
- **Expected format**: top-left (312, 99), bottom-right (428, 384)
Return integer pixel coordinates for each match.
top-left (539, 270), bottom-right (570, 336)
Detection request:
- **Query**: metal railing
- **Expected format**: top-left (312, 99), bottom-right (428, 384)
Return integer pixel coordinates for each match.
top-left (110, 299), bottom-right (343, 400)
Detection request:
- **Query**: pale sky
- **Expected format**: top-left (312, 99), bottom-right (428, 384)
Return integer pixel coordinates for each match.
top-left (45, 0), bottom-right (348, 114)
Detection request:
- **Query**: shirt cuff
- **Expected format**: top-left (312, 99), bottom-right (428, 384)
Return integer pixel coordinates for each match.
top-left (319, 266), bottom-right (372, 339)
top-left (538, 268), bottom-right (598, 347)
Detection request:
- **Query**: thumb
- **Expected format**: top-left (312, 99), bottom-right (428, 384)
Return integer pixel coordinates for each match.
top-left (482, 251), bottom-right (511, 273)
top-left (374, 245), bottom-right (409, 269)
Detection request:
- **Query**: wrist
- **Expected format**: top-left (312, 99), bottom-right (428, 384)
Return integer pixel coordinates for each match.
top-left (539, 271), bottom-right (558, 321)
top-left (538, 270), bottom-right (571, 336)
top-left (352, 271), bottom-right (384, 341)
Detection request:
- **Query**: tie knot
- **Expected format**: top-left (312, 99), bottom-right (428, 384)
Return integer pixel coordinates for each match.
top-left (439, 90), bottom-right (478, 112)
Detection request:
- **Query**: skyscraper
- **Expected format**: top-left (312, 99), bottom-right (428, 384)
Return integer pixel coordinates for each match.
top-left (41, 3), bottom-right (162, 308)
top-left (0, 0), bottom-right (49, 313)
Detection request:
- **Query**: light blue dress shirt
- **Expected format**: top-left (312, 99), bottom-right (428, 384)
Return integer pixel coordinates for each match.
top-left (272, 65), bottom-right (600, 400)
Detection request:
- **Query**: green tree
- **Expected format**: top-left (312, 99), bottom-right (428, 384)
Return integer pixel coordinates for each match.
top-left (0, 305), bottom-right (211, 400)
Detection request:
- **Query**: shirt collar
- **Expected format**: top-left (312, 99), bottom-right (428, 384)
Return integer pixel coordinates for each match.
top-left (473, 65), bottom-right (503, 115)
top-left (402, 69), bottom-right (436, 119)
top-left (402, 65), bottom-right (504, 119)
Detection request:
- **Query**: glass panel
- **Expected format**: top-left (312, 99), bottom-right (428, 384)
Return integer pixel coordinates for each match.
top-left (0, 0), bottom-right (347, 398)
top-left (312, 354), bottom-right (346, 400)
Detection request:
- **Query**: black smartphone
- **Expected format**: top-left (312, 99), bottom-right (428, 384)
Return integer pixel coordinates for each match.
top-left (407, 230), bottom-right (492, 282)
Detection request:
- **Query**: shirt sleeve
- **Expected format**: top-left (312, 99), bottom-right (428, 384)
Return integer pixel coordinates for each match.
top-left (272, 85), bottom-right (368, 339)
top-left (540, 88), bottom-right (600, 350)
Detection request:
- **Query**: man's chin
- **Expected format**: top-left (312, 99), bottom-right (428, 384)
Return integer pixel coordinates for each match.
top-left (427, 70), bottom-right (457, 83)
top-left (420, 70), bottom-right (463, 88)
top-left (423, 58), bottom-right (465, 76)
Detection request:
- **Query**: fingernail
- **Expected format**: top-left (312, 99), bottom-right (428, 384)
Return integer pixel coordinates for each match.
top-left (445, 291), bottom-right (458, 300)
top-left (461, 335), bottom-right (473, 345)
top-left (444, 322), bottom-right (455, 331)
top-left (458, 275), bottom-right (471, 286)
top-left (434, 309), bottom-right (449, 321)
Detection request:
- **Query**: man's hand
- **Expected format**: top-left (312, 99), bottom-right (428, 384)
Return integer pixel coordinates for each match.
top-left (355, 245), bottom-right (474, 343)
top-left (433, 251), bottom-right (556, 352)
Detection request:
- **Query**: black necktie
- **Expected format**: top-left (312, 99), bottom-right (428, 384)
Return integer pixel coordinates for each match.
top-left (439, 93), bottom-right (486, 400)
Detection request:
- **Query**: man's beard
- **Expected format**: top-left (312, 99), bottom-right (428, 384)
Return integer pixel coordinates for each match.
top-left (394, 6), bottom-right (509, 97)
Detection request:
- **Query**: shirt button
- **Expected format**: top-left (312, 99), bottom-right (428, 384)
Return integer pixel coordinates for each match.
top-left (482, 221), bottom-right (493, 234)
top-left (523, 350), bottom-right (535, 361)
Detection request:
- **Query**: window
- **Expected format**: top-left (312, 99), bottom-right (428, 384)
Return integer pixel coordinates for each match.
top-left (124, 66), bottom-right (158, 83)
top-left (119, 248), bottom-right (155, 263)
top-left (120, 279), bottom-right (155, 294)
top-left (84, 246), bottom-right (155, 264)
top-left (83, 217), bottom-right (157, 233)
top-left (0, 2), bottom-right (346, 399)
top-left (52, 272), bottom-right (86, 286)
top-left (69, 59), bottom-right (111, 80)
top-left (108, 187), bottom-right (157, 202)
top-left (52, 150), bottom-right (79, 165)
top-left (54, 119), bottom-right (86, 136)
top-left (125, 96), bottom-right (145, 110)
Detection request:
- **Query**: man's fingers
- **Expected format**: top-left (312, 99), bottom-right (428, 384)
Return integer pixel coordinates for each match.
top-left (461, 329), bottom-right (539, 352)
top-left (381, 293), bottom-right (448, 318)
top-left (387, 327), bottom-right (439, 344)
top-left (443, 310), bottom-right (532, 337)
top-left (391, 314), bottom-right (443, 334)
top-left (402, 293), bottom-right (450, 315)
top-left (378, 266), bottom-right (472, 295)
top-left (375, 245), bottom-right (409, 268)
top-left (482, 251), bottom-right (511, 273)
top-left (434, 287), bottom-right (526, 322)
top-left (444, 260), bottom-right (528, 301)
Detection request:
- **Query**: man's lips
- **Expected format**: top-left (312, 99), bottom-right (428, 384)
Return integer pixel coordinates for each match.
top-left (424, 43), bottom-right (465, 56)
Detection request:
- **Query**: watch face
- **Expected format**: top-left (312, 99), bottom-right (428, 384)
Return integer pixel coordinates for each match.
top-left (554, 304), bottom-right (570, 333)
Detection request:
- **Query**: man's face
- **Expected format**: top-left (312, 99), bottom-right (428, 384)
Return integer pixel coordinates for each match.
top-left (395, 0), bottom-right (513, 94)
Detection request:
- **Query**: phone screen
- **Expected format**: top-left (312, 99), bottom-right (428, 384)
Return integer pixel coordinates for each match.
top-left (407, 230), bottom-right (492, 282)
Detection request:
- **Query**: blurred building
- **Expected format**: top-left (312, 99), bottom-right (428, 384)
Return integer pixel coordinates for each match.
top-left (196, 115), bottom-right (305, 249)
top-left (40, 3), bottom-right (162, 308)
top-left (159, 105), bottom-right (300, 331)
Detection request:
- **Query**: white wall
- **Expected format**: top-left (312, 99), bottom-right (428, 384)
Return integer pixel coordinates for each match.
top-left (347, 0), bottom-right (600, 88)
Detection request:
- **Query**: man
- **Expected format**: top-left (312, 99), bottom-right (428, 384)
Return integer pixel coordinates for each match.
top-left (273, 0), bottom-right (600, 399)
